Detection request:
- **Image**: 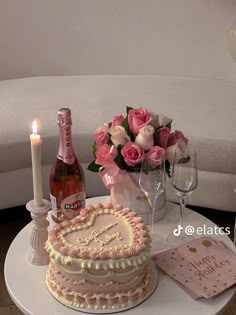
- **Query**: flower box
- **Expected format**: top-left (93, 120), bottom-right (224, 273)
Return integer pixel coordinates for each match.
top-left (88, 106), bottom-right (188, 222)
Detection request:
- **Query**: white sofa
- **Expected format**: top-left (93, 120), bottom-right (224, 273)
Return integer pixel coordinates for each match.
top-left (0, 75), bottom-right (236, 211)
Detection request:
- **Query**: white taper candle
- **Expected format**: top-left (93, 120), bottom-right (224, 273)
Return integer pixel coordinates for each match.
top-left (30, 120), bottom-right (43, 207)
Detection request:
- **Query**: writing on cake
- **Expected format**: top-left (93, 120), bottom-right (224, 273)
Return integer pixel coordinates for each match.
top-left (77, 222), bottom-right (123, 246)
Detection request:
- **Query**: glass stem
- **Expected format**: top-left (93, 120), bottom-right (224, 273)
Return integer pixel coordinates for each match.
top-left (148, 194), bottom-right (158, 234)
top-left (178, 193), bottom-right (187, 227)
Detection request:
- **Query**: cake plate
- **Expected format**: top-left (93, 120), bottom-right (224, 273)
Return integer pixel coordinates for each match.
top-left (48, 260), bottom-right (159, 314)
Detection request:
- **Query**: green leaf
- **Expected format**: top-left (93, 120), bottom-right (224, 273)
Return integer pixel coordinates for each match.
top-left (129, 132), bottom-right (136, 142)
top-left (121, 116), bottom-right (129, 131)
top-left (153, 130), bottom-right (159, 146)
top-left (165, 160), bottom-right (171, 178)
top-left (127, 165), bottom-right (141, 172)
top-left (87, 160), bottom-right (102, 173)
top-left (107, 133), bottom-right (113, 145)
top-left (91, 142), bottom-right (97, 158)
top-left (126, 106), bottom-right (133, 115)
top-left (178, 155), bottom-right (190, 164)
top-left (121, 116), bottom-right (135, 141)
top-left (166, 121), bottom-right (172, 130)
top-left (114, 154), bottom-right (127, 170)
top-left (117, 144), bottom-right (123, 152)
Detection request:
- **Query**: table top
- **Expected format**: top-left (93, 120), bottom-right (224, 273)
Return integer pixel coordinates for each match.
top-left (4, 196), bottom-right (236, 315)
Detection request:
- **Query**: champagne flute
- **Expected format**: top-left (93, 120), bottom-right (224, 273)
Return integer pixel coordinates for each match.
top-left (139, 152), bottom-right (166, 251)
top-left (168, 143), bottom-right (198, 245)
top-left (232, 177), bottom-right (236, 245)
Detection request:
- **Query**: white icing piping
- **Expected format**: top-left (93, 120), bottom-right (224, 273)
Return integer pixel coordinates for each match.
top-left (59, 264), bottom-right (143, 278)
top-left (45, 239), bottom-right (150, 269)
top-left (59, 210), bottom-right (135, 250)
top-left (52, 264), bottom-right (147, 287)
top-left (46, 265), bottom-right (150, 309)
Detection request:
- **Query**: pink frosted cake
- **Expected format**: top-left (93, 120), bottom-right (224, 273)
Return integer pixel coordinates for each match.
top-left (45, 202), bottom-right (153, 310)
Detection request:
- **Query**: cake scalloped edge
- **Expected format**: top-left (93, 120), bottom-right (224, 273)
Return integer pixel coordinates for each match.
top-left (46, 239), bottom-right (150, 269)
top-left (46, 262), bottom-right (151, 310)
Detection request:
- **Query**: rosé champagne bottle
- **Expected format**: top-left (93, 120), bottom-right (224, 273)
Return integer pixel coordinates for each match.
top-left (50, 108), bottom-right (86, 222)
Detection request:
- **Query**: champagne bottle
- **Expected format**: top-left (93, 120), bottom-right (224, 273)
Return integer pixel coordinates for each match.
top-left (50, 108), bottom-right (86, 222)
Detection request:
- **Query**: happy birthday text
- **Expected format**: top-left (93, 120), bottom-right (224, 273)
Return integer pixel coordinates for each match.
top-left (77, 222), bottom-right (123, 247)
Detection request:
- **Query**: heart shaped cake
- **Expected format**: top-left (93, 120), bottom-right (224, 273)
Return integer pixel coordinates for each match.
top-left (45, 202), bottom-right (153, 310)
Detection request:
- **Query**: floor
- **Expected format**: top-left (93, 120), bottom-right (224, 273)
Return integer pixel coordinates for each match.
top-left (0, 204), bottom-right (235, 315)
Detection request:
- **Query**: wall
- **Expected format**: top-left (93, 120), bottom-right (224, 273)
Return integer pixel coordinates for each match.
top-left (0, 0), bottom-right (236, 80)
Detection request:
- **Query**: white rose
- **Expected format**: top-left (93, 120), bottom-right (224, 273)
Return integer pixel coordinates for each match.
top-left (109, 126), bottom-right (130, 147)
top-left (158, 114), bottom-right (172, 127)
top-left (150, 112), bottom-right (172, 128)
top-left (166, 140), bottom-right (188, 165)
top-left (135, 125), bottom-right (154, 150)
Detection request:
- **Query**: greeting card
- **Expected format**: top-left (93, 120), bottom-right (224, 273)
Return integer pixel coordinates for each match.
top-left (152, 237), bottom-right (236, 299)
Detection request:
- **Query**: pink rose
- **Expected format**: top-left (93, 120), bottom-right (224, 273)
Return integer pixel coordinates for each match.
top-left (166, 140), bottom-right (188, 165)
top-left (121, 142), bottom-right (144, 167)
top-left (95, 144), bottom-right (118, 166)
top-left (128, 108), bottom-right (152, 135)
top-left (157, 127), bottom-right (171, 149)
top-left (146, 146), bottom-right (166, 168)
top-left (94, 124), bottom-right (109, 147)
top-left (167, 130), bottom-right (188, 147)
top-left (112, 114), bottom-right (125, 126)
top-left (167, 132), bottom-right (177, 146)
top-left (135, 125), bottom-right (154, 150)
top-left (175, 130), bottom-right (189, 144)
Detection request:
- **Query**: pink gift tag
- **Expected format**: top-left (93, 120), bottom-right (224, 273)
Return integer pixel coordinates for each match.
top-left (152, 237), bottom-right (236, 299)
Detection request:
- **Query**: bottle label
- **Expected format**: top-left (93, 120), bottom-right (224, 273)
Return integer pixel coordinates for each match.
top-left (61, 192), bottom-right (86, 220)
top-left (57, 125), bottom-right (75, 165)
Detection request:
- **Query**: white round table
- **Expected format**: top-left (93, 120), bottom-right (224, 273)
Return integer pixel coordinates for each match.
top-left (4, 197), bottom-right (236, 315)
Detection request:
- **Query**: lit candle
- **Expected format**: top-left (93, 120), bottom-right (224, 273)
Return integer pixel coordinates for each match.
top-left (30, 120), bottom-right (43, 207)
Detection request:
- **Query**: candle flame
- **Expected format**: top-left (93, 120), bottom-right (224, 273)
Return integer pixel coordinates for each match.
top-left (32, 120), bottom-right (38, 134)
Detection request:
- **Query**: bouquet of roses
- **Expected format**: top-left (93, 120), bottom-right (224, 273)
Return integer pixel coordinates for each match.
top-left (88, 106), bottom-right (189, 177)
